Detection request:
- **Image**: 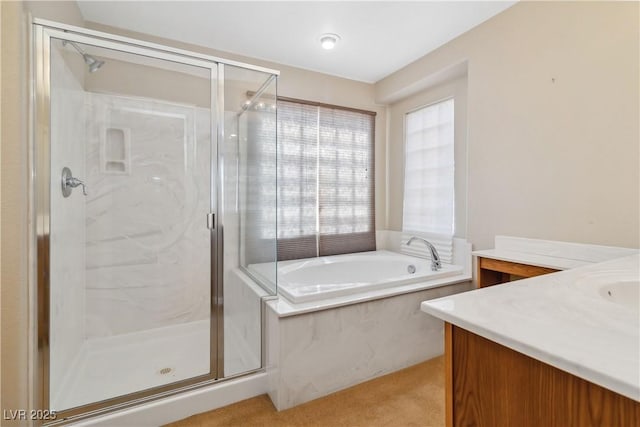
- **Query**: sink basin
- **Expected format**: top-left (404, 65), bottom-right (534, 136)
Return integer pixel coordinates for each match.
top-left (598, 280), bottom-right (639, 312)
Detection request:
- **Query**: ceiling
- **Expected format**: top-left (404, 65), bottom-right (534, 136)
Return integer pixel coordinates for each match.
top-left (77, 1), bottom-right (516, 83)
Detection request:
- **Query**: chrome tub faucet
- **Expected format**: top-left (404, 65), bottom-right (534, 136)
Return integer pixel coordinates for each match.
top-left (407, 236), bottom-right (442, 271)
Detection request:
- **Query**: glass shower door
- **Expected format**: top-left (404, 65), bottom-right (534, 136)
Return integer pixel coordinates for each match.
top-left (46, 34), bottom-right (216, 412)
top-left (221, 66), bottom-right (278, 378)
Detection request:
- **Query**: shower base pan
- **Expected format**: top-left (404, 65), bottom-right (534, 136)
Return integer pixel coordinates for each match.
top-left (52, 320), bottom-right (210, 411)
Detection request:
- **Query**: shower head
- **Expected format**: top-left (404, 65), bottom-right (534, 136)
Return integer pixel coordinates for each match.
top-left (83, 54), bottom-right (105, 73)
top-left (63, 40), bottom-right (105, 73)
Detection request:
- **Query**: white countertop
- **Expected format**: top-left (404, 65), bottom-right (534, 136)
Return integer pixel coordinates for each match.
top-left (473, 235), bottom-right (638, 271)
top-left (421, 254), bottom-right (640, 402)
top-left (472, 248), bottom-right (590, 270)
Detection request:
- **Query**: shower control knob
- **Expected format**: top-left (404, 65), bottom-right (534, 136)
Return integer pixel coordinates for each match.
top-left (61, 167), bottom-right (88, 197)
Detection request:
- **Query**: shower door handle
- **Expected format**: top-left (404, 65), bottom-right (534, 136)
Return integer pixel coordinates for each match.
top-left (207, 212), bottom-right (215, 230)
top-left (61, 167), bottom-right (88, 197)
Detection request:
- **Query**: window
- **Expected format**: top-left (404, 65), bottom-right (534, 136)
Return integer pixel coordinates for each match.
top-left (277, 99), bottom-right (375, 260)
top-left (402, 98), bottom-right (455, 259)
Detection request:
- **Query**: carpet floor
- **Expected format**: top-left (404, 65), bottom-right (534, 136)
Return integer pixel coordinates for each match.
top-left (166, 356), bottom-right (445, 427)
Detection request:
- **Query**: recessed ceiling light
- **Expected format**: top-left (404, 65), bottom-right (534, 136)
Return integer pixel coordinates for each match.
top-left (320, 33), bottom-right (340, 50)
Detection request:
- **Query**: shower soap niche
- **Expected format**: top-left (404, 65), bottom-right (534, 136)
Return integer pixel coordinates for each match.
top-left (101, 126), bottom-right (131, 174)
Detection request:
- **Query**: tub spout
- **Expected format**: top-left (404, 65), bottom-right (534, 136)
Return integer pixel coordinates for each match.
top-left (407, 237), bottom-right (442, 271)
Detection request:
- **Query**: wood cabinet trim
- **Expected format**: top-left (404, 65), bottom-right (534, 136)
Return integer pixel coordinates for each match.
top-left (445, 322), bottom-right (453, 427)
top-left (479, 257), bottom-right (559, 276)
top-left (476, 256), bottom-right (560, 288)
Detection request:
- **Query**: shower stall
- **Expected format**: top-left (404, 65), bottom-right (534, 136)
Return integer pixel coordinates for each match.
top-left (33, 20), bottom-right (277, 422)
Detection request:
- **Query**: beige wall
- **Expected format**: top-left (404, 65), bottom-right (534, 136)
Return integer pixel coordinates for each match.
top-left (1, 1), bottom-right (30, 421)
top-left (1, 1), bottom-right (85, 423)
top-left (25, 0), bottom-right (84, 26)
top-left (377, 1), bottom-right (640, 250)
top-left (84, 56), bottom-right (212, 107)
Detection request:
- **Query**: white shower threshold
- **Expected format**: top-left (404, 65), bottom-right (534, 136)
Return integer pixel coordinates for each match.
top-left (70, 372), bottom-right (268, 427)
top-left (54, 318), bottom-right (258, 412)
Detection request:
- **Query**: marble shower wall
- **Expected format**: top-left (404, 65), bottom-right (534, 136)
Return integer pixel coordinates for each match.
top-left (49, 44), bottom-right (87, 403)
top-left (84, 94), bottom-right (212, 338)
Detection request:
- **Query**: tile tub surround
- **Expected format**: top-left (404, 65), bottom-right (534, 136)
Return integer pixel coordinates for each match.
top-left (266, 282), bottom-right (473, 410)
top-left (421, 254), bottom-right (640, 402)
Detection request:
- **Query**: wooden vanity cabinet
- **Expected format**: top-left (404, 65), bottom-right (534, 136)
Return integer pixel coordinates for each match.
top-left (476, 256), bottom-right (559, 288)
top-left (444, 323), bottom-right (640, 427)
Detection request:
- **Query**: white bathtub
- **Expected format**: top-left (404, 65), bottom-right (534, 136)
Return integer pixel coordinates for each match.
top-left (250, 250), bottom-right (463, 303)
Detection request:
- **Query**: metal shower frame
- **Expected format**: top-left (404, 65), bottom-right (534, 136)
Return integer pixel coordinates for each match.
top-left (31, 18), bottom-right (278, 425)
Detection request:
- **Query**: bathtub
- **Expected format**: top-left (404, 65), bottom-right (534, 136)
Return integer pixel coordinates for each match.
top-left (249, 250), bottom-right (463, 303)
top-left (262, 239), bottom-right (472, 410)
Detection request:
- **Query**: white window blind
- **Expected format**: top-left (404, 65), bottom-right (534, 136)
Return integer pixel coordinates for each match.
top-left (276, 101), bottom-right (319, 260)
top-left (277, 99), bottom-right (376, 260)
top-left (402, 98), bottom-right (455, 262)
top-left (318, 107), bottom-right (376, 256)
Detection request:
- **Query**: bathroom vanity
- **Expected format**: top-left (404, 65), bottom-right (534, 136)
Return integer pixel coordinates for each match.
top-left (443, 323), bottom-right (639, 426)
top-left (422, 238), bottom-right (640, 426)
